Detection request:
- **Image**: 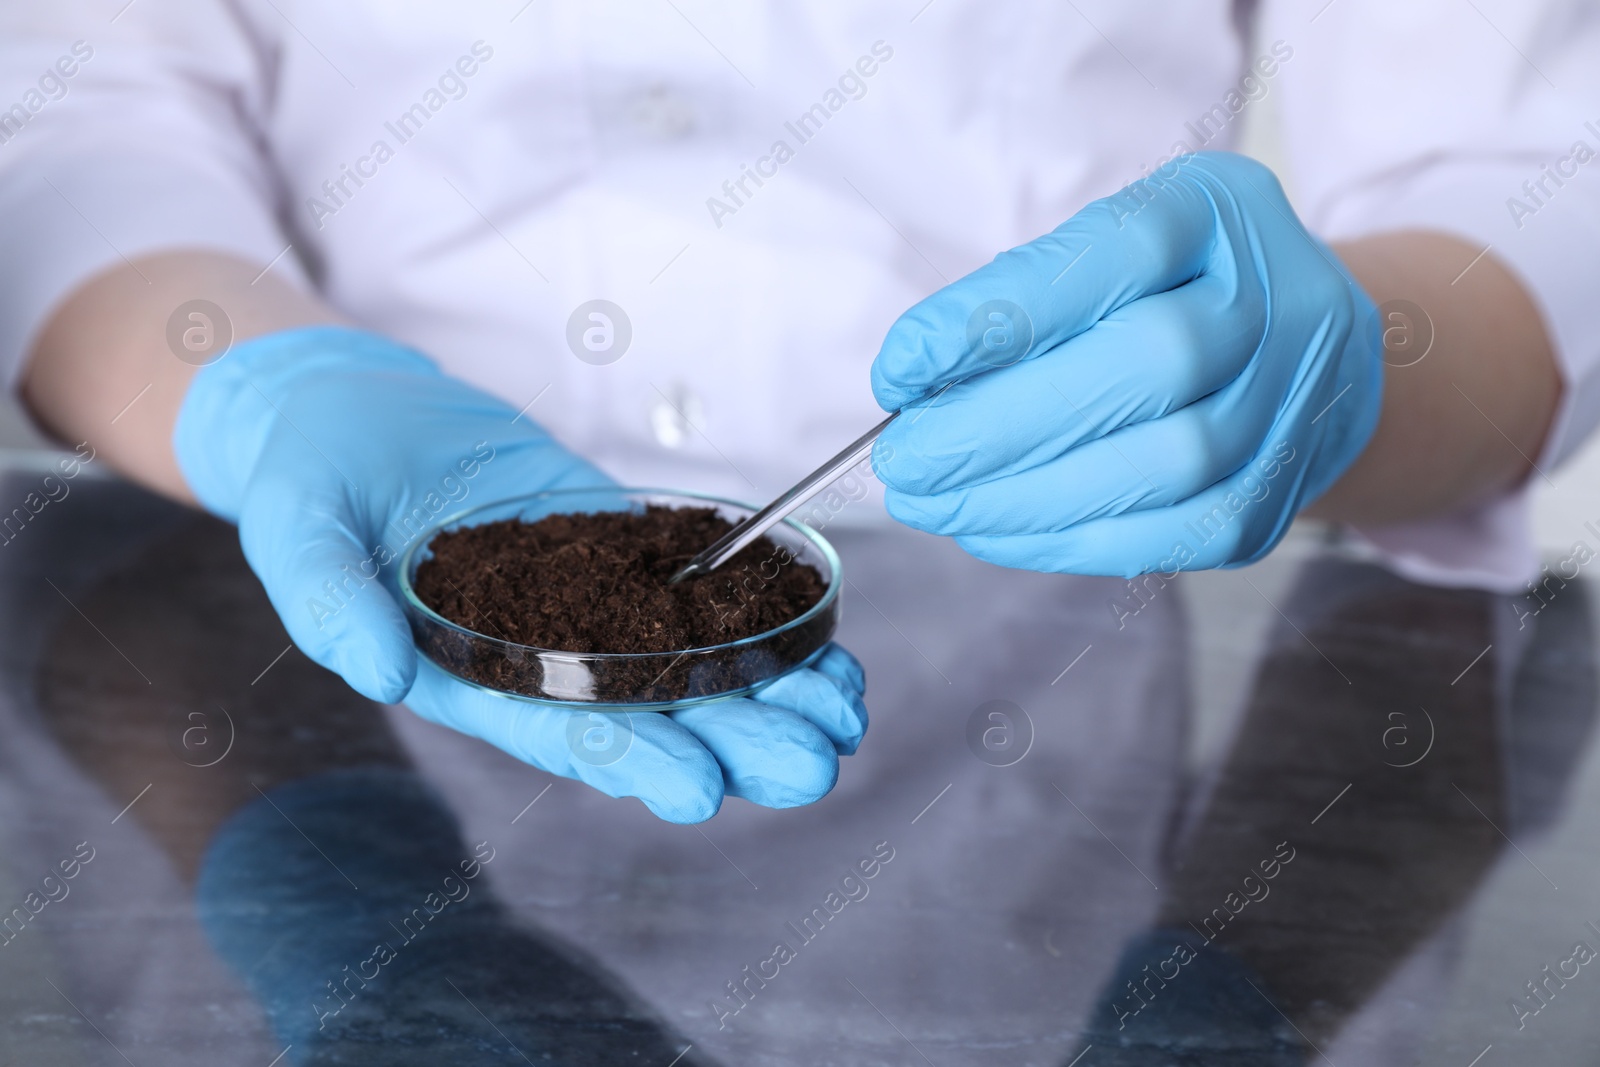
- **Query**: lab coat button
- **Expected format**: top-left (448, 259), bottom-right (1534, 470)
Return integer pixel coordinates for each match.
top-left (650, 385), bottom-right (704, 449)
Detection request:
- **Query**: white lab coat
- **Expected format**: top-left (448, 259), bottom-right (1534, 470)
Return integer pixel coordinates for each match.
top-left (1, 0), bottom-right (1599, 589)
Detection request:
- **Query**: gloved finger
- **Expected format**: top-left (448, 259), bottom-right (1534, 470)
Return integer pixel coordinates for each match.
top-left (808, 643), bottom-right (867, 697)
top-left (752, 660), bottom-right (869, 754)
top-left (238, 474), bottom-right (419, 704)
top-left (950, 439), bottom-right (1321, 576)
top-left (884, 380), bottom-right (1286, 536)
top-left (668, 699), bottom-right (840, 807)
top-left (871, 157), bottom-right (1251, 410)
top-left (876, 275), bottom-right (1265, 496)
top-left (403, 659), bottom-right (726, 823)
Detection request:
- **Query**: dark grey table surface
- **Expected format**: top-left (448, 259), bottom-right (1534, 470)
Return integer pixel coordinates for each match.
top-left (1, 459), bottom-right (1597, 1066)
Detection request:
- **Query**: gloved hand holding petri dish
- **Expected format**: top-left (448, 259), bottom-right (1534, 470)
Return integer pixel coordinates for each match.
top-left (174, 325), bottom-right (868, 824)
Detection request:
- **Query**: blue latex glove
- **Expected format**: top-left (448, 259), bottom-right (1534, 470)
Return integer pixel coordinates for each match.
top-left (174, 326), bottom-right (867, 823)
top-left (871, 152), bottom-right (1383, 577)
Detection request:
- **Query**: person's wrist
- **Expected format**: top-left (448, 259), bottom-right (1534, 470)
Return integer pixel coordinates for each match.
top-left (172, 326), bottom-right (439, 521)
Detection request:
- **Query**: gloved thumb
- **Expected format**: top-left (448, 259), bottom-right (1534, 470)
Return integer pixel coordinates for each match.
top-left (870, 153), bottom-right (1247, 412)
top-left (238, 482), bottom-right (418, 704)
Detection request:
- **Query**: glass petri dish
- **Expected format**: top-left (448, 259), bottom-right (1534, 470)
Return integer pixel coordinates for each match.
top-left (397, 488), bottom-right (841, 711)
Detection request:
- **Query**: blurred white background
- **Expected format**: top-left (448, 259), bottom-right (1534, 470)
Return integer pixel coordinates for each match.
top-left (2, 87), bottom-right (1593, 556)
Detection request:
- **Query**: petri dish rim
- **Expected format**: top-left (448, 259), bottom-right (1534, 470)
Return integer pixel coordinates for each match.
top-left (395, 487), bottom-right (842, 707)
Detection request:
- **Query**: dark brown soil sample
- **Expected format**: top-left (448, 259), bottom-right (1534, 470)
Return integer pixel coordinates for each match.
top-left (407, 506), bottom-right (835, 704)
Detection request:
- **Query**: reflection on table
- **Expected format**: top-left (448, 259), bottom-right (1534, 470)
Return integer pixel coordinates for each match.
top-left (0, 471), bottom-right (1595, 1065)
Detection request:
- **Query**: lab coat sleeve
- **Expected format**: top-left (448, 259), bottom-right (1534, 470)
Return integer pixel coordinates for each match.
top-left (1260, 0), bottom-right (1600, 591)
top-left (0, 1), bottom-right (303, 389)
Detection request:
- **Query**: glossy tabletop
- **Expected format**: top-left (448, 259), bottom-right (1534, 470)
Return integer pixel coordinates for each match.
top-left (1, 459), bottom-right (1596, 1066)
